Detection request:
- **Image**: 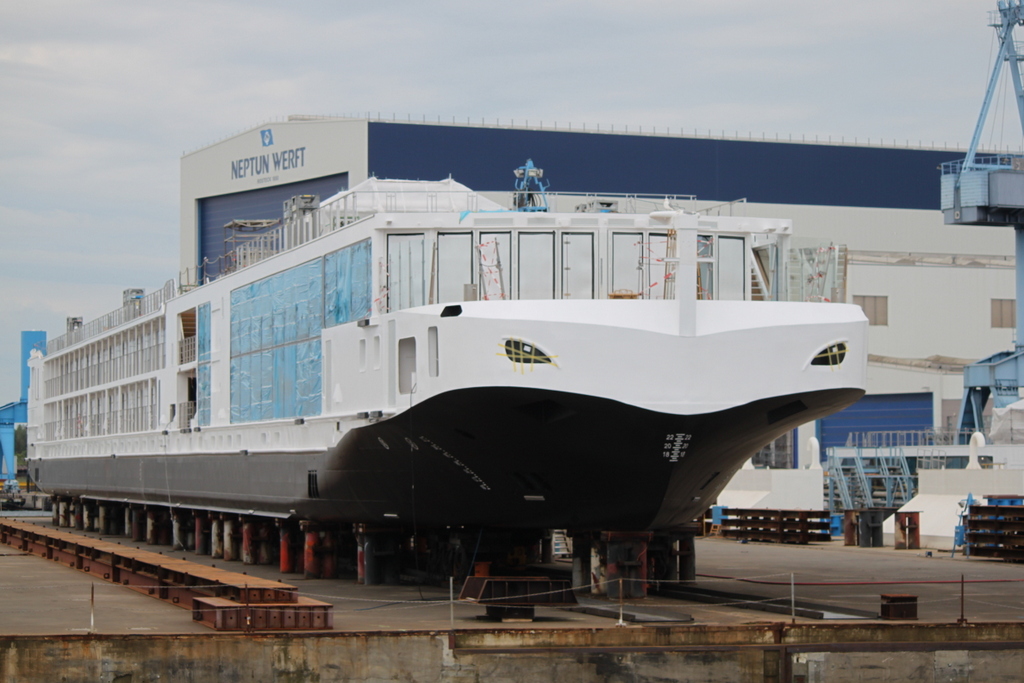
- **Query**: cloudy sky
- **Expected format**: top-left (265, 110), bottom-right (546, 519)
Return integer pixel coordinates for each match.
top-left (0, 0), bottom-right (1018, 401)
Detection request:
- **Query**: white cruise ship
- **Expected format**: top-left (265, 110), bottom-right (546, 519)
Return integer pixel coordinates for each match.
top-left (26, 173), bottom-right (866, 531)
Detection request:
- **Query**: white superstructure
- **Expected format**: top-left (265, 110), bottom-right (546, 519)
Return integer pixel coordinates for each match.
top-left (27, 178), bottom-right (866, 529)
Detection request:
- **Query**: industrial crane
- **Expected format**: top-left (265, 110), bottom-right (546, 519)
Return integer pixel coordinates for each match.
top-left (0, 332), bottom-right (46, 490)
top-left (946, 1), bottom-right (1024, 438)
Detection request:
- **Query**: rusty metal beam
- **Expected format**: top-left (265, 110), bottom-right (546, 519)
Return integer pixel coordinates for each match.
top-left (0, 518), bottom-right (332, 631)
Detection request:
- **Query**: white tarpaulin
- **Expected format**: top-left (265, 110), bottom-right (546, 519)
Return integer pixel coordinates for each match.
top-left (989, 398), bottom-right (1024, 444)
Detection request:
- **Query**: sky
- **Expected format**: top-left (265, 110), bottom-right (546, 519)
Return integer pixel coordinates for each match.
top-left (0, 0), bottom-right (1019, 402)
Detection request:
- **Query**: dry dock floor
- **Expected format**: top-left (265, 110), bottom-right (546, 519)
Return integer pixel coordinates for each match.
top-left (2, 511), bottom-right (1022, 635)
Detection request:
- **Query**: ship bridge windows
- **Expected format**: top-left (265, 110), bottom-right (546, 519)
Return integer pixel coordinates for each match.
top-left (436, 233), bottom-right (474, 303)
top-left (697, 234), bottom-right (714, 300)
top-left (387, 234), bottom-right (428, 310)
top-left (717, 236), bottom-right (746, 301)
top-left (609, 231), bottom-right (679, 300)
top-left (518, 232), bottom-right (555, 299)
top-left (610, 233), bottom-right (643, 297)
top-left (478, 232), bottom-right (511, 300)
top-left (561, 233), bottom-right (594, 299)
top-left (515, 231), bottom-right (595, 300)
top-left (385, 226), bottom-right (756, 308)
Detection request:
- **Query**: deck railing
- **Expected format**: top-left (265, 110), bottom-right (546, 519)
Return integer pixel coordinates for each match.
top-left (47, 280), bottom-right (176, 354)
top-left (179, 336), bottom-right (197, 365)
top-left (43, 405), bottom-right (158, 441)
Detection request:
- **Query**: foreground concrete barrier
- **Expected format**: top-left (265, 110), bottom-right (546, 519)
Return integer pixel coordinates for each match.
top-left (4, 623), bottom-right (1024, 682)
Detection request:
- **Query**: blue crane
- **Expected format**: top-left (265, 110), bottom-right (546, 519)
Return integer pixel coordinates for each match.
top-left (0, 331), bottom-right (46, 488)
top-left (944, 1), bottom-right (1024, 439)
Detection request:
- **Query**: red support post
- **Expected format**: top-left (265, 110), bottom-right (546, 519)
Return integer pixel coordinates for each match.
top-left (279, 523), bottom-right (294, 574)
top-left (242, 520), bottom-right (256, 565)
top-left (194, 514), bottom-right (207, 555)
top-left (303, 525), bottom-right (320, 579)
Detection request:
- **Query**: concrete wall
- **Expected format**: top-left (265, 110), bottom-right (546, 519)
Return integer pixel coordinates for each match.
top-left (6, 624), bottom-right (1024, 682)
top-left (885, 469), bottom-right (1024, 547)
top-left (718, 469), bottom-right (825, 509)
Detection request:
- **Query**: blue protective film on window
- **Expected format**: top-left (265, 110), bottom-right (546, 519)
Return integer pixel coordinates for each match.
top-left (197, 363), bottom-right (211, 426)
top-left (197, 302), bottom-right (211, 362)
top-left (229, 259), bottom-right (324, 423)
top-left (325, 239), bottom-right (372, 327)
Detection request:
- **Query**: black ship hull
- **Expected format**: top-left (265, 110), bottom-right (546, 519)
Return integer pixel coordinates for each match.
top-left (34, 385), bottom-right (862, 530)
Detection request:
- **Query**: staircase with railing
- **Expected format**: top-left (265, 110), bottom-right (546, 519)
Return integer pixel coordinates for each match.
top-left (826, 447), bottom-right (915, 512)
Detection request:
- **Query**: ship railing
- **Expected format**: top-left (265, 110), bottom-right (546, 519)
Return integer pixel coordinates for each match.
top-left (844, 429), bottom-right (988, 448)
top-left (43, 342), bottom-right (165, 399)
top-left (47, 280), bottom-right (176, 355)
top-left (539, 191), bottom-right (698, 214)
top-left (42, 406), bottom-right (158, 441)
top-left (176, 401), bottom-right (196, 430)
top-left (179, 337), bottom-right (197, 365)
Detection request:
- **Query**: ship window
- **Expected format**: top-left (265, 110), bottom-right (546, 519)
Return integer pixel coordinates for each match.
top-left (324, 238), bottom-right (372, 326)
top-left (697, 234), bottom-right (714, 259)
top-left (388, 234), bottom-right (427, 311)
top-left (197, 364), bottom-right (211, 427)
top-left (697, 235), bottom-right (714, 300)
top-left (562, 233), bottom-right (594, 299)
top-left (811, 342), bottom-right (847, 367)
top-left (398, 337), bottom-right (417, 395)
top-left (428, 327), bottom-right (438, 378)
top-left (437, 233), bottom-right (474, 304)
top-left (646, 233), bottom-right (670, 300)
top-left (518, 232), bottom-right (555, 299)
top-left (197, 302), bottom-right (211, 362)
top-left (718, 236), bottom-right (746, 301)
top-left (359, 338), bottom-right (367, 372)
top-left (478, 232), bottom-right (510, 300)
top-left (610, 232), bottom-right (643, 298)
top-left (230, 259), bottom-right (323, 423)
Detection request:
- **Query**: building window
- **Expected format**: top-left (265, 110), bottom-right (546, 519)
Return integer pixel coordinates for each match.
top-left (992, 299), bottom-right (1016, 328)
top-left (853, 295), bottom-right (888, 326)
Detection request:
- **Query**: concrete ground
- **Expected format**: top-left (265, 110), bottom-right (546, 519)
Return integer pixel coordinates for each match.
top-left (688, 536), bottom-right (1024, 623)
top-left (2, 510), bottom-right (1023, 635)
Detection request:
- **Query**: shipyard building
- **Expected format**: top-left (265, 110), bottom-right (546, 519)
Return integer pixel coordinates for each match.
top-left (180, 116), bottom-right (1015, 463)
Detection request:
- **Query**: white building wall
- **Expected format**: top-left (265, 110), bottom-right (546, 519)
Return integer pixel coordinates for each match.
top-left (850, 263), bottom-right (1015, 359)
top-left (179, 118), bottom-right (371, 275)
top-left (723, 201), bottom-right (1014, 255)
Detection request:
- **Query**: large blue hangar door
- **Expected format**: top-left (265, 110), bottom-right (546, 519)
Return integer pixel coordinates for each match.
top-left (198, 173), bottom-right (348, 278)
top-left (818, 392), bottom-right (933, 453)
